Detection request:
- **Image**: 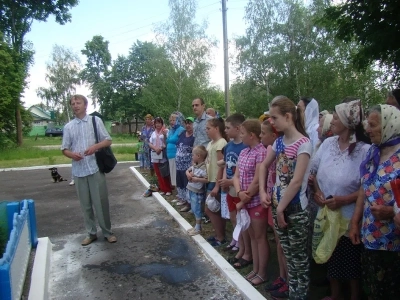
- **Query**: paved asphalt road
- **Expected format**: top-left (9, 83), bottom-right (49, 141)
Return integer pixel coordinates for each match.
top-left (0, 164), bottom-right (242, 300)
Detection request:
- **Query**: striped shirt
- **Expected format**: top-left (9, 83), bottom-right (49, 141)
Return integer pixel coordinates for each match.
top-left (275, 136), bottom-right (310, 158)
top-left (61, 115), bottom-right (112, 177)
top-left (238, 143), bottom-right (267, 208)
top-left (272, 136), bottom-right (312, 209)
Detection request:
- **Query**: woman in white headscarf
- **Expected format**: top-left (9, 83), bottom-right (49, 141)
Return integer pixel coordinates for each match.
top-left (298, 97), bottom-right (320, 149)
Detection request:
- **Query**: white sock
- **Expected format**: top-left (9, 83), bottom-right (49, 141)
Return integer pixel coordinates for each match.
top-left (195, 224), bottom-right (201, 231)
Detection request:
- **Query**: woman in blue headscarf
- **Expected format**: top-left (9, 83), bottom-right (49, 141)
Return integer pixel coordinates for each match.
top-left (166, 112), bottom-right (185, 189)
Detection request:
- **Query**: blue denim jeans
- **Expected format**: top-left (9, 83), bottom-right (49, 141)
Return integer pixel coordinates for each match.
top-left (189, 190), bottom-right (205, 221)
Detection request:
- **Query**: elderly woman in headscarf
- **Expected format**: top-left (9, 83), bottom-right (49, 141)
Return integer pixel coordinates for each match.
top-left (166, 112), bottom-right (185, 193)
top-left (319, 110), bottom-right (329, 120)
top-left (315, 113), bottom-right (333, 152)
top-left (298, 97), bottom-right (320, 149)
top-left (311, 99), bottom-right (371, 300)
top-left (349, 104), bottom-right (400, 300)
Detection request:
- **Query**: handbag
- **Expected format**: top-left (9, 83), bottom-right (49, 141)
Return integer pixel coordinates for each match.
top-left (159, 160), bottom-right (170, 177)
top-left (92, 116), bottom-right (117, 173)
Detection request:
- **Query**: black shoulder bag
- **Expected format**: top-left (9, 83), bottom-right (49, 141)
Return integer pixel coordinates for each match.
top-left (92, 116), bottom-right (117, 173)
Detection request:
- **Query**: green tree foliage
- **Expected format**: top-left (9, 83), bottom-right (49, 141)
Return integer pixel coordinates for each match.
top-left (322, 0), bottom-right (400, 81)
top-left (155, 0), bottom-right (216, 111)
top-left (233, 0), bottom-right (385, 113)
top-left (0, 35), bottom-right (25, 147)
top-left (137, 42), bottom-right (186, 117)
top-left (37, 45), bottom-right (81, 123)
top-left (80, 35), bottom-right (112, 111)
top-left (0, 0), bottom-right (79, 145)
top-left (231, 79), bottom-right (268, 118)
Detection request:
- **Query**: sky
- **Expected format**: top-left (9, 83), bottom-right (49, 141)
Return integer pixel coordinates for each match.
top-left (23, 0), bottom-right (249, 113)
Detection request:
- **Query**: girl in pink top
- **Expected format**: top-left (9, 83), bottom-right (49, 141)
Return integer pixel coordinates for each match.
top-left (260, 118), bottom-right (289, 294)
top-left (233, 119), bottom-right (268, 286)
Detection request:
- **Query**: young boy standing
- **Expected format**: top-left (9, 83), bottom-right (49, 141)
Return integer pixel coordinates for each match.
top-left (186, 146), bottom-right (209, 236)
top-left (218, 113), bottom-right (247, 250)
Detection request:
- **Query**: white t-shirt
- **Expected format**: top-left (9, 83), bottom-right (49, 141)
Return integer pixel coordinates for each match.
top-left (149, 130), bottom-right (168, 163)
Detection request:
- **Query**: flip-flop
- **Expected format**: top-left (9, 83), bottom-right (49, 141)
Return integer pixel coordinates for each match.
top-left (233, 258), bottom-right (253, 269)
top-left (250, 274), bottom-right (267, 286)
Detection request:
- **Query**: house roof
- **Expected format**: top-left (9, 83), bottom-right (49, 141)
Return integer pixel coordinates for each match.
top-left (28, 105), bottom-right (51, 120)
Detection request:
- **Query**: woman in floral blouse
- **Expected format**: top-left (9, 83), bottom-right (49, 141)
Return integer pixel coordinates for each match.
top-left (350, 104), bottom-right (400, 299)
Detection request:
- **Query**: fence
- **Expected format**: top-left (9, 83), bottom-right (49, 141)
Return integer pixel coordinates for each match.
top-left (0, 200), bottom-right (38, 300)
top-left (111, 121), bottom-right (144, 135)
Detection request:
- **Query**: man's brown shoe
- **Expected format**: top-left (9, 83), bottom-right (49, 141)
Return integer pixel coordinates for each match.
top-left (81, 235), bottom-right (97, 246)
top-left (106, 235), bottom-right (117, 243)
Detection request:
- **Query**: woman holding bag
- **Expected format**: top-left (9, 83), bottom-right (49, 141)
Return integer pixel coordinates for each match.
top-left (311, 99), bottom-right (370, 300)
top-left (350, 104), bottom-right (400, 300)
top-left (149, 117), bottom-right (172, 196)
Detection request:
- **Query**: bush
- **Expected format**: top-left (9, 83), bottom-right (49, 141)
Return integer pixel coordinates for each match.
top-left (0, 202), bottom-right (8, 258)
top-left (0, 133), bottom-right (15, 150)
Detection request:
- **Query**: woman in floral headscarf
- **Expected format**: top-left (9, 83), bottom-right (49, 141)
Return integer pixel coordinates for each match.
top-left (349, 104), bottom-right (400, 300)
top-left (166, 112), bottom-right (185, 192)
top-left (311, 99), bottom-right (370, 300)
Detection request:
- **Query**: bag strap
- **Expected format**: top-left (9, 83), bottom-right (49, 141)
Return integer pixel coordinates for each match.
top-left (92, 116), bottom-right (99, 143)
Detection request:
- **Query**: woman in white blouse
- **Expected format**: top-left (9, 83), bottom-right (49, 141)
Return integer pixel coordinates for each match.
top-left (311, 99), bottom-right (370, 300)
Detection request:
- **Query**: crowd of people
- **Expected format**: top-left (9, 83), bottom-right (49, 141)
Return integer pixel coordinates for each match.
top-left (137, 92), bottom-right (400, 300)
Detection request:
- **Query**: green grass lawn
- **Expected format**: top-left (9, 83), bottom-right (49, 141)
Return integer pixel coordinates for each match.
top-left (0, 135), bottom-right (138, 168)
top-left (23, 134), bottom-right (138, 147)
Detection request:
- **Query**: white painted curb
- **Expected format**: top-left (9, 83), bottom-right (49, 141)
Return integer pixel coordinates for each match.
top-left (28, 237), bottom-right (53, 300)
top-left (130, 166), bottom-right (266, 300)
top-left (0, 161), bottom-right (139, 172)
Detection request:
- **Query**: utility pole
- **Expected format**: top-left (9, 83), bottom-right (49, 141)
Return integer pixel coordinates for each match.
top-left (222, 0), bottom-right (230, 117)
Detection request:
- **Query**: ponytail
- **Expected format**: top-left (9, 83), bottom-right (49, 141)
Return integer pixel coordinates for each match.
top-left (295, 106), bottom-right (309, 138)
top-left (207, 117), bottom-right (228, 142)
top-left (270, 95), bottom-right (309, 138)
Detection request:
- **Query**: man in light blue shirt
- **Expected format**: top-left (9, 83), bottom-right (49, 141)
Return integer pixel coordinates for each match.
top-left (61, 94), bottom-right (117, 246)
top-left (192, 98), bottom-right (211, 147)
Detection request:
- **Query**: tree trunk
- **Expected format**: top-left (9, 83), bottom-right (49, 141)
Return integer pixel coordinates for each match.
top-left (127, 119), bottom-right (132, 136)
top-left (134, 117), bottom-right (138, 134)
top-left (16, 105), bottom-right (23, 146)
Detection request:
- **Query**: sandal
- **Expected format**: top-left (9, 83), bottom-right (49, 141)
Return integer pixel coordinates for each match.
top-left (227, 256), bottom-right (240, 264)
top-left (228, 246), bottom-right (239, 253)
top-left (233, 258), bottom-right (253, 269)
top-left (250, 274), bottom-right (267, 286)
top-left (244, 270), bottom-right (257, 280)
top-left (223, 243), bottom-right (236, 252)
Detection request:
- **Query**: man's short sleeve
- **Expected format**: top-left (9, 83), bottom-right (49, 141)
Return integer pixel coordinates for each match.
top-left (95, 116), bottom-right (111, 141)
top-left (61, 123), bottom-right (72, 151)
